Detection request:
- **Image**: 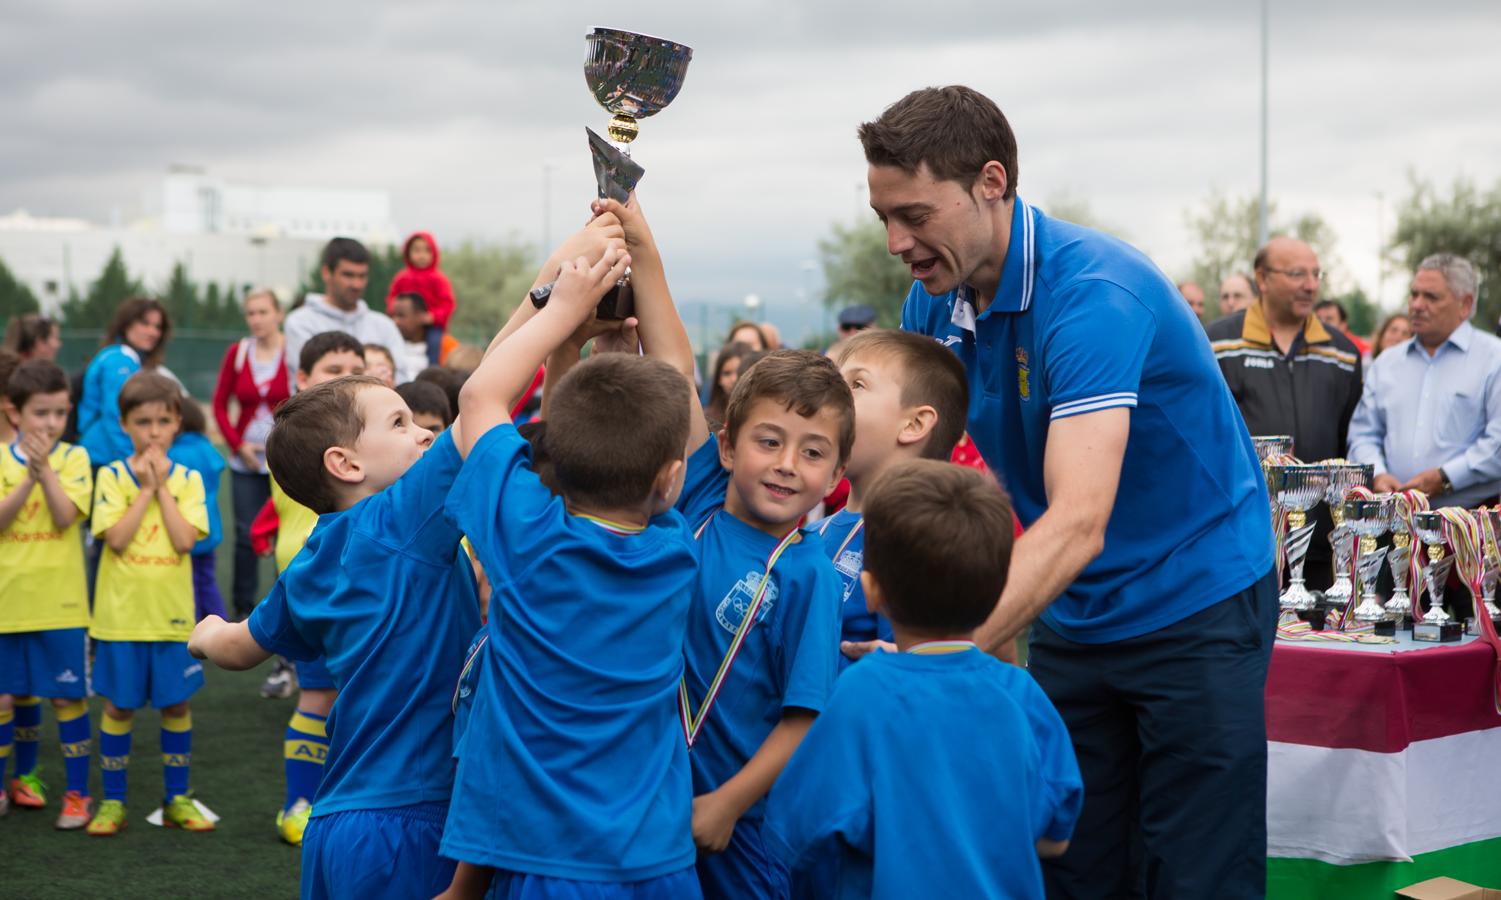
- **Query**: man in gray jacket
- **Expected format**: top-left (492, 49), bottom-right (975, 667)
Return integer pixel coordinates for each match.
top-left (285, 237), bottom-right (411, 386)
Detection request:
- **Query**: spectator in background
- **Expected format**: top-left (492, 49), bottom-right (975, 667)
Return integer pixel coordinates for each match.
top-left (4, 314), bottom-right (62, 361)
top-left (1219, 272), bottom-right (1255, 316)
top-left (826, 303), bottom-right (877, 358)
top-left (170, 397), bottom-right (228, 622)
top-left (0, 348), bottom-right (18, 445)
top-left (1178, 281), bottom-right (1207, 320)
top-left (760, 321), bottom-right (783, 350)
top-left (703, 341), bottom-right (757, 428)
top-left (1207, 237), bottom-right (1361, 589)
top-left (1351, 254), bottom-right (1501, 507)
top-left (385, 231), bottom-right (456, 366)
top-left (725, 320), bottom-right (769, 351)
top-left (390, 292), bottom-right (458, 375)
top-left (1369, 312), bottom-right (1412, 360)
top-left (363, 344), bottom-right (397, 388)
top-left (1315, 299), bottom-right (1371, 357)
top-left (284, 237), bottom-right (410, 386)
top-left (77, 297), bottom-right (172, 468)
top-left (211, 288), bottom-right (290, 621)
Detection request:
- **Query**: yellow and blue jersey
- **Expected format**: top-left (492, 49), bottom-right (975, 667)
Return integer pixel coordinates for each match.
top-left (0, 441), bottom-right (92, 633)
top-left (90, 460), bottom-right (208, 642)
top-left (271, 476), bottom-right (320, 572)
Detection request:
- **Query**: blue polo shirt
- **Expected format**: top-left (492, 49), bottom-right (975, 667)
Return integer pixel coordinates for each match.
top-left (811, 509), bottom-right (893, 671)
top-left (901, 198), bottom-right (1271, 644)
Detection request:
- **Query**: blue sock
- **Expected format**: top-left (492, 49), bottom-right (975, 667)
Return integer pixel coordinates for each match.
top-left (56, 700), bottom-right (92, 795)
top-left (0, 707), bottom-right (13, 780)
top-left (99, 715), bottom-right (133, 803)
top-left (161, 711), bottom-right (191, 801)
top-left (283, 708), bottom-right (328, 811)
top-left (12, 697), bottom-right (41, 777)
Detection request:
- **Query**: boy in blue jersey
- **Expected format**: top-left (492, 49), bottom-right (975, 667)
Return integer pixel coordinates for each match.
top-left (765, 460), bottom-right (1082, 899)
top-left (189, 370), bottom-right (480, 898)
top-left (437, 205), bottom-right (707, 898)
top-left (167, 398), bottom-right (228, 621)
top-left (818, 328), bottom-right (970, 670)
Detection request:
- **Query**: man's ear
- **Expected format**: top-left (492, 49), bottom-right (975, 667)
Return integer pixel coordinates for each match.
top-left (976, 160), bottom-right (1008, 203)
top-left (323, 444), bottom-right (365, 487)
top-left (897, 405), bottom-right (938, 450)
top-left (716, 428), bottom-right (735, 471)
top-left (861, 570), bottom-right (886, 616)
top-left (296, 370), bottom-right (310, 391)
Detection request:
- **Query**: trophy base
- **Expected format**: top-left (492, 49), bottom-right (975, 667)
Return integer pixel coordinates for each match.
top-left (1464, 616), bottom-right (1501, 637)
top-left (1413, 620), bottom-right (1463, 643)
top-left (1373, 621), bottom-right (1397, 637)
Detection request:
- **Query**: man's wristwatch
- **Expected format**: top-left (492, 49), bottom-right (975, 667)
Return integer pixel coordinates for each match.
top-left (1439, 470), bottom-right (1454, 494)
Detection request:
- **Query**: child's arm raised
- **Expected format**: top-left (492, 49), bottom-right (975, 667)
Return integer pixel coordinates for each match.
top-left (189, 616), bottom-right (274, 670)
top-left (456, 246), bottom-right (630, 460)
top-left (692, 708), bottom-right (816, 853)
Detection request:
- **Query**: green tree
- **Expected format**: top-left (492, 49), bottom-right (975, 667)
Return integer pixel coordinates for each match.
top-left (160, 262), bottom-right (203, 329)
top-left (1182, 192), bottom-right (1344, 319)
top-left (441, 239), bottom-right (538, 344)
top-left (59, 247), bottom-right (142, 328)
top-left (1390, 175), bottom-right (1501, 327)
top-left (0, 254), bottom-right (40, 323)
top-left (817, 218), bottom-right (910, 327)
top-left (1043, 191), bottom-right (1129, 241)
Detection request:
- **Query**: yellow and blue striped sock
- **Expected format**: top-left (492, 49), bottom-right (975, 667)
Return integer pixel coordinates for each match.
top-left (161, 711), bottom-right (192, 801)
top-left (283, 708), bottom-right (328, 812)
top-left (0, 707), bottom-right (13, 780)
top-left (56, 701), bottom-right (92, 794)
top-left (99, 715), bottom-right (133, 803)
top-left (13, 696), bottom-right (42, 777)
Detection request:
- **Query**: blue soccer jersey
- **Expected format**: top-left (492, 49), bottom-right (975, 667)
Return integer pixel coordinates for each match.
top-left (677, 436), bottom-right (842, 820)
top-left (442, 424), bottom-right (698, 882)
top-left (764, 647), bottom-right (1083, 899)
top-left (902, 198), bottom-right (1272, 644)
top-left (811, 509), bottom-right (892, 672)
top-left (247, 429), bottom-right (480, 817)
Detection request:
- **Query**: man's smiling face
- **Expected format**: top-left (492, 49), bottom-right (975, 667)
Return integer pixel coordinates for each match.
top-left (868, 161), bottom-right (998, 297)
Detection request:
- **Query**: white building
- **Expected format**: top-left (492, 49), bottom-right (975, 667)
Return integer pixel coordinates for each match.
top-left (160, 166), bottom-right (399, 245)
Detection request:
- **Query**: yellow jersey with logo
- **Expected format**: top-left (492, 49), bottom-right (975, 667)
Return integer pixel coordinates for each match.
top-left (90, 460), bottom-right (209, 642)
top-left (0, 441), bottom-right (93, 633)
top-left (271, 476), bottom-right (319, 572)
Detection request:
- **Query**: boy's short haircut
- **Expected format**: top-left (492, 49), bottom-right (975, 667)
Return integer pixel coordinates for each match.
top-left (544, 354), bottom-right (691, 510)
top-left (5, 358), bottom-right (69, 410)
top-left (321, 237), bottom-right (370, 271)
top-left (364, 342), bottom-right (396, 367)
top-left (266, 375), bottom-right (385, 515)
top-left (298, 331), bottom-right (365, 375)
top-left (118, 371), bottom-right (183, 420)
top-left (863, 459), bottom-right (1013, 633)
top-left (836, 329), bottom-right (970, 459)
top-left (393, 291), bottom-right (428, 313)
top-left (395, 380), bottom-right (452, 427)
top-left (415, 366), bottom-right (466, 418)
top-left (722, 349), bottom-right (855, 466)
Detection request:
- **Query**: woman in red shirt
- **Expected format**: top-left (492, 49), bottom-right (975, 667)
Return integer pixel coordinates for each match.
top-left (212, 288), bottom-right (290, 619)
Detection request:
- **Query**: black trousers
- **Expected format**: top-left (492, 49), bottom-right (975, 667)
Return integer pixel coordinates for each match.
top-left (230, 469), bottom-right (271, 618)
top-left (1030, 569), bottom-right (1278, 900)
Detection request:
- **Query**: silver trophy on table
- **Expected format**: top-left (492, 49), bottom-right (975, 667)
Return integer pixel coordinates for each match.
top-left (1322, 464), bottom-right (1373, 614)
top-left (1252, 435), bottom-right (1295, 462)
top-left (1346, 497), bottom-right (1394, 624)
top-left (1384, 504), bottom-right (1419, 620)
top-left (1412, 510), bottom-right (1459, 640)
top-left (1271, 465), bottom-right (1330, 611)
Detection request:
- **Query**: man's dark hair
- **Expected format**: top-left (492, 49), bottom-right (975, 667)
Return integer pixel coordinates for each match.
top-left (415, 366), bottom-right (468, 419)
top-left (863, 460), bottom-right (1014, 632)
top-left (836, 329), bottom-right (970, 460)
top-left (395, 380), bottom-right (452, 427)
top-left (266, 375), bottom-right (384, 514)
top-left (545, 354), bottom-right (692, 510)
top-left (393, 291), bottom-right (429, 313)
top-left (103, 297), bottom-right (173, 367)
top-left (321, 237), bottom-right (370, 272)
top-left (1314, 299), bottom-right (1348, 324)
top-left (118, 371), bottom-right (183, 420)
top-left (723, 350), bottom-right (855, 467)
top-left (5, 358), bottom-right (69, 410)
top-left (858, 85), bottom-right (1019, 199)
top-left (298, 331), bottom-right (365, 375)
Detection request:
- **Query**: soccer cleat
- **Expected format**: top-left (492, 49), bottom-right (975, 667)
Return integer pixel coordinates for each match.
top-left (87, 800), bottom-right (127, 836)
top-left (276, 798), bottom-right (311, 846)
top-left (56, 791), bottom-right (94, 830)
top-left (259, 658), bottom-right (295, 700)
top-left (10, 772), bottom-right (47, 808)
top-left (164, 793), bottom-right (215, 832)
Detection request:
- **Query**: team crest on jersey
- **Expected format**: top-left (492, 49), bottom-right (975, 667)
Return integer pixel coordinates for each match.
top-left (834, 549), bottom-right (863, 604)
top-left (716, 570), bottom-right (780, 633)
top-left (1015, 347), bottom-right (1031, 400)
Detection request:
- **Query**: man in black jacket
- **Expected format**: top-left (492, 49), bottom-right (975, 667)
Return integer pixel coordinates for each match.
top-left (1207, 237), bottom-right (1362, 588)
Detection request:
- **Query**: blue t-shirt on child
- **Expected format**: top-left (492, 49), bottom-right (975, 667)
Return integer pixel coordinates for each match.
top-left (168, 432), bottom-right (225, 555)
top-left (764, 648), bottom-right (1083, 899)
top-left (811, 508), bottom-right (893, 672)
top-left (441, 424), bottom-right (699, 882)
top-left (677, 436), bottom-right (842, 820)
top-left (248, 430), bottom-right (480, 818)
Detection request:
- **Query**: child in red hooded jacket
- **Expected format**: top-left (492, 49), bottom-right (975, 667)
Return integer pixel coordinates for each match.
top-left (386, 231), bottom-right (456, 367)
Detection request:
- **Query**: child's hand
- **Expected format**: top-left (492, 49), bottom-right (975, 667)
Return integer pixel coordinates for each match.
top-left (237, 443), bottom-right (264, 471)
top-left (564, 313), bottom-right (637, 353)
top-left (134, 453), bottom-right (160, 491)
top-left (591, 196), bottom-right (653, 250)
top-left (691, 789), bottom-right (739, 854)
top-left (549, 213), bottom-right (624, 270)
top-left (548, 248), bottom-right (631, 325)
top-left (840, 639), bottom-right (898, 662)
top-left (592, 317), bottom-right (641, 356)
top-left (20, 432), bottom-right (48, 477)
top-left (188, 615), bottom-right (225, 660)
top-left (147, 449), bottom-right (172, 489)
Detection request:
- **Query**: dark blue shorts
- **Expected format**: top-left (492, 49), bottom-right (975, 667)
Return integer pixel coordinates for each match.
top-left (0, 628), bottom-right (87, 699)
top-left (296, 655), bottom-right (336, 691)
top-left (695, 818), bottom-right (788, 900)
top-left (487, 866), bottom-right (701, 899)
top-left (301, 801), bottom-right (455, 900)
top-left (92, 639), bottom-right (203, 709)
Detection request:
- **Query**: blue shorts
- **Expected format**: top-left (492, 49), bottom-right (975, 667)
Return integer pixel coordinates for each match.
top-left (302, 801), bottom-right (455, 900)
top-left (487, 866), bottom-right (702, 899)
top-left (695, 819), bottom-right (789, 900)
top-left (296, 655), bottom-right (336, 691)
top-left (92, 640), bottom-right (203, 709)
top-left (0, 629), bottom-right (87, 699)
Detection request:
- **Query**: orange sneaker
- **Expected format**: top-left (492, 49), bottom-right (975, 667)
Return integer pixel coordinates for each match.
top-left (10, 773), bottom-right (47, 809)
top-left (55, 791), bottom-right (94, 830)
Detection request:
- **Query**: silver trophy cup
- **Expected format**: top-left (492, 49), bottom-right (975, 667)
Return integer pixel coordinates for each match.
top-left (1322, 464), bottom-right (1373, 612)
top-left (1252, 435), bottom-right (1295, 462)
top-left (1384, 505), bottom-right (1418, 620)
top-left (1412, 511), bottom-right (1455, 625)
top-left (1345, 497), bottom-right (1394, 623)
top-left (1272, 465), bottom-right (1330, 611)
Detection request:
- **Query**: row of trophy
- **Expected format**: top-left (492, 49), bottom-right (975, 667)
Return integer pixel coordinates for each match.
top-left (1255, 435), bottom-right (1501, 642)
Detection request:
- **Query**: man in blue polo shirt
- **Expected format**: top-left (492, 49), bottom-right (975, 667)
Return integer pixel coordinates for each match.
top-left (862, 86), bottom-right (1276, 898)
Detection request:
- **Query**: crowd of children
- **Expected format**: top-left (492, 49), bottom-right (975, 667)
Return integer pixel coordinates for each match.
top-left (2, 198), bottom-right (1082, 898)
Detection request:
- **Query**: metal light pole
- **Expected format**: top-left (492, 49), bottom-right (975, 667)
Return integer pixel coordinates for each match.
top-left (1258, 0), bottom-right (1270, 247)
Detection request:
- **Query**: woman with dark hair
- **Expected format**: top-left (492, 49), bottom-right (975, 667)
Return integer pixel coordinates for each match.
top-left (704, 341), bottom-right (760, 429)
top-left (724, 320), bottom-right (768, 352)
top-left (3, 313), bottom-right (62, 361)
top-left (76, 297), bottom-right (172, 467)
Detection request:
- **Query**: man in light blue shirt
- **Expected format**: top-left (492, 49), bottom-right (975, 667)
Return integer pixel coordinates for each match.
top-left (1349, 254), bottom-right (1501, 508)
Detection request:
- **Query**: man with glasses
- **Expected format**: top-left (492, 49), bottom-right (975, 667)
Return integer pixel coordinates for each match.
top-left (1207, 237), bottom-right (1362, 588)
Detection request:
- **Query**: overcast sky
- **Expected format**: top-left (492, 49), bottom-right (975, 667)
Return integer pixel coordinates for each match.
top-left (3, 0), bottom-right (1498, 331)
